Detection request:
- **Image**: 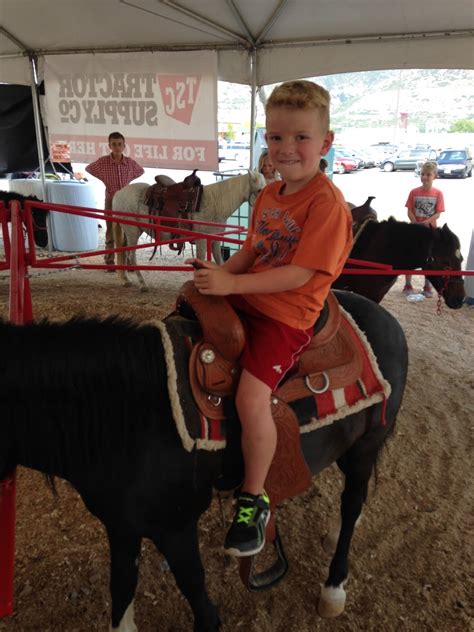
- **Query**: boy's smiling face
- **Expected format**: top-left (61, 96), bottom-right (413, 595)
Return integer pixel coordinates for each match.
top-left (265, 106), bottom-right (333, 195)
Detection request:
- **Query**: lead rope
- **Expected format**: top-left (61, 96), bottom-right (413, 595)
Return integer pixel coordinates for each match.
top-left (436, 277), bottom-right (449, 316)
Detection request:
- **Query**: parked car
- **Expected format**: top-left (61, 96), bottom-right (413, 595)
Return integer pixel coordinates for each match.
top-left (350, 148), bottom-right (377, 168)
top-left (343, 147), bottom-right (372, 168)
top-left (436, 148), bottom-right (472, 178)
top-left (362, 146), bottom-right (392, 167)
top-left (334, 148), bottom-right (365, 169)
top-left (218, 141), bottom-right (250, 163)
top-left (333, 150), bottom-right (361, 174)
top-left (369, 142), bottom-right (399, 158)
top-left (380, 148), bottom-right (437, 172)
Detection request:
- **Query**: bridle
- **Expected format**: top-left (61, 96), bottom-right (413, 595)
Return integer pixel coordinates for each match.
top-left (424, 251), bottom-right (464, 314)
top-left (424, 253), bottom-right (464, 287)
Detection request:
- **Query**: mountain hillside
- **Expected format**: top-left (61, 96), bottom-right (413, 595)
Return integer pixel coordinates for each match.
top-left (219, 69), bottom-right (474, 134)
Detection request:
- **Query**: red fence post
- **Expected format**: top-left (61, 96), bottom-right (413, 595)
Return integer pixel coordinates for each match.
top-left (0, 201), bottom-right (33, 618)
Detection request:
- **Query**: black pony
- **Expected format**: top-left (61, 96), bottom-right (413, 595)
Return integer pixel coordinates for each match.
top-left (0, 190), bottom-right (49, 248)
top-left (334, 200), bottom-right (465, 307)
top-left (0, 291), bottom-right (408, 631)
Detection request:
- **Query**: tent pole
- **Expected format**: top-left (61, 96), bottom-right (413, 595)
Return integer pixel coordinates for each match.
top-left (29, 55), bottom-right (48, 203)
top-left (249, 48), bottom-right (257, 169)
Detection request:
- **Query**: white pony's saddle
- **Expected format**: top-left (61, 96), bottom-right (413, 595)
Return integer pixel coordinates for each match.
top-left (144, 170), bottom-right (203, 253)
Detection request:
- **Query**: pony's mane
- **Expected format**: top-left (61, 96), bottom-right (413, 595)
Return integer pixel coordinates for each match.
top-left (200, 173), bottom-right (252, 222)
top-left (202, 172), bottom-right (248, 195)
top-left (353, 216), bottom-right (434, 255)
top-left (0, 316), bottom-right (169, 480)
top-left (0, 191), bottom-right (49, 247)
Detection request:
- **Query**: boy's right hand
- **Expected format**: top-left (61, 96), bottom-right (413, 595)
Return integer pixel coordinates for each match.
top-left (185, 258), bottom-right (236, 295)
top-left (185, 258), bottom-right (219, 271)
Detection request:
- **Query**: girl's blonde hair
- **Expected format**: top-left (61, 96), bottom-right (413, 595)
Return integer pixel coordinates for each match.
top-left (257, 151), bottom-right (273, 174)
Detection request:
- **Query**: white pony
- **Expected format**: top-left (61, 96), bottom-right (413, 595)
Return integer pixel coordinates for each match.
top-left (112, 170), bottom-right (265, 291)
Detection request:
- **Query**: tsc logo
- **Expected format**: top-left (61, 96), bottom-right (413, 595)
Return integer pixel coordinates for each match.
top-left (158, 75), bottom-right (201, 125)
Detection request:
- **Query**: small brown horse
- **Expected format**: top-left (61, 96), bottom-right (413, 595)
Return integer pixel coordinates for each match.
top-left (334, 197), bottom-right (465, 307)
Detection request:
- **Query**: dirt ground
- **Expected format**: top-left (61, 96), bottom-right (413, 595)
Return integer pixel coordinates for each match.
top-left (0, 241), bottom-right (473, 632)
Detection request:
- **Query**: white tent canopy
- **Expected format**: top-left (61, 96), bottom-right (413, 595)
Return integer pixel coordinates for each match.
top-left (1, 0), bottom-right (473, 87)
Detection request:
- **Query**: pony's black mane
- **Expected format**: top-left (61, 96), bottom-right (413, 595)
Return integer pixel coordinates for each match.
top-left (0, 315), bottom-right (170, 482)
top-left (0, 190), bottom-right (49, 247)
top-left (352, 216), bottom-right (438, 268)
top-left (353, 216), bottom-right (432, 252)
top-left (0, 191), bottom-right (41, 205)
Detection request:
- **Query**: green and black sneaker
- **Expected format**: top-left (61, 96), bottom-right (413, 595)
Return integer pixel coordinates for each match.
top-left (224, 491), bottom-right (270, 557)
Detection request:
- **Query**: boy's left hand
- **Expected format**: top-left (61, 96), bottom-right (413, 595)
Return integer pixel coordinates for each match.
top-left (193, 266), bottom-right (236, 295)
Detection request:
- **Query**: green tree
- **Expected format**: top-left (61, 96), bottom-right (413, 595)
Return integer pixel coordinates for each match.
top-left (449, 119), bottom-right (474, 133)
top-left (226, 123), bottom-right (236, 141)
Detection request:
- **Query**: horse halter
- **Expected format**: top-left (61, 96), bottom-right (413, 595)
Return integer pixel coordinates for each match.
top-left (424, 249), bottom-right (464, 314)
top-left (424, 251), bottom-right (464, 287)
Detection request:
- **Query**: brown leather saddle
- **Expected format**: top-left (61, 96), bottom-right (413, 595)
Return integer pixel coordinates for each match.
top-left (350, 196), bottom-right (378, 240)
top-left (144, 170), bottom-right (203, 254)
top-left (177, 280), bottom-right (363, 507)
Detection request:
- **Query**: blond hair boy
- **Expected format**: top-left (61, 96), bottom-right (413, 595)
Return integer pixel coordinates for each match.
top-left (403, 160), bottom-right (445, 297)
top-left (186, 80), bottom-right (352, 556)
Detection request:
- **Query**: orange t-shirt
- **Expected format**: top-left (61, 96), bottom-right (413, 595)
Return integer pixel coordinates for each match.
top-left (241, 173), bottom-right (352, 329)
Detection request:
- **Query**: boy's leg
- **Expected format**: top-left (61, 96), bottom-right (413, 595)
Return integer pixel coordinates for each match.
top-left (423, 277), bottom-right (434, 297)
top-left (403, 274), bottom-right (414, 294)
top-left (237, 370), bottom-right (276, 496)
top-left (104, 198), bottom-right (115, 266)
top-left (224, 369), bottom-right (273, 557)
top-left (223, 295), bottom-right (312, 556)
top-left (104, 218), bottom-right (115, 265)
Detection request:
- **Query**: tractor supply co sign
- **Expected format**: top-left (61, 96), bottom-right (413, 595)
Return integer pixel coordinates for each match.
top-left (44, 51), bottom-right (218, 169)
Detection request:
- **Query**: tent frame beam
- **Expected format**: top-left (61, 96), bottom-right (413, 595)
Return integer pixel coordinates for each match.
top-left (261, 29), bottom-right (474, 49)
top-left (2, 29), bottom-right (471, 64)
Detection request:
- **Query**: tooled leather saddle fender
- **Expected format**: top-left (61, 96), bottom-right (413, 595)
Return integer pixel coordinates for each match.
top-left (145, 170), bottom-right (203, 254)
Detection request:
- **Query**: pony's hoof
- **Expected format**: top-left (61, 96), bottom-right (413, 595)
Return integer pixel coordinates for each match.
top-left (122, 281), bottom-right (133, 288)
top-left (109, 602), bottom-right (137, 631)
top-left (139, 285), bottom-right (149, 293)
top-left (318, 584), bottom-right (346, 618)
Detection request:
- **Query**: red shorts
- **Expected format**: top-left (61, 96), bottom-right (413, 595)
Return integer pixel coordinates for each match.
top-left (226, 294), bottom-right (313, 391)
